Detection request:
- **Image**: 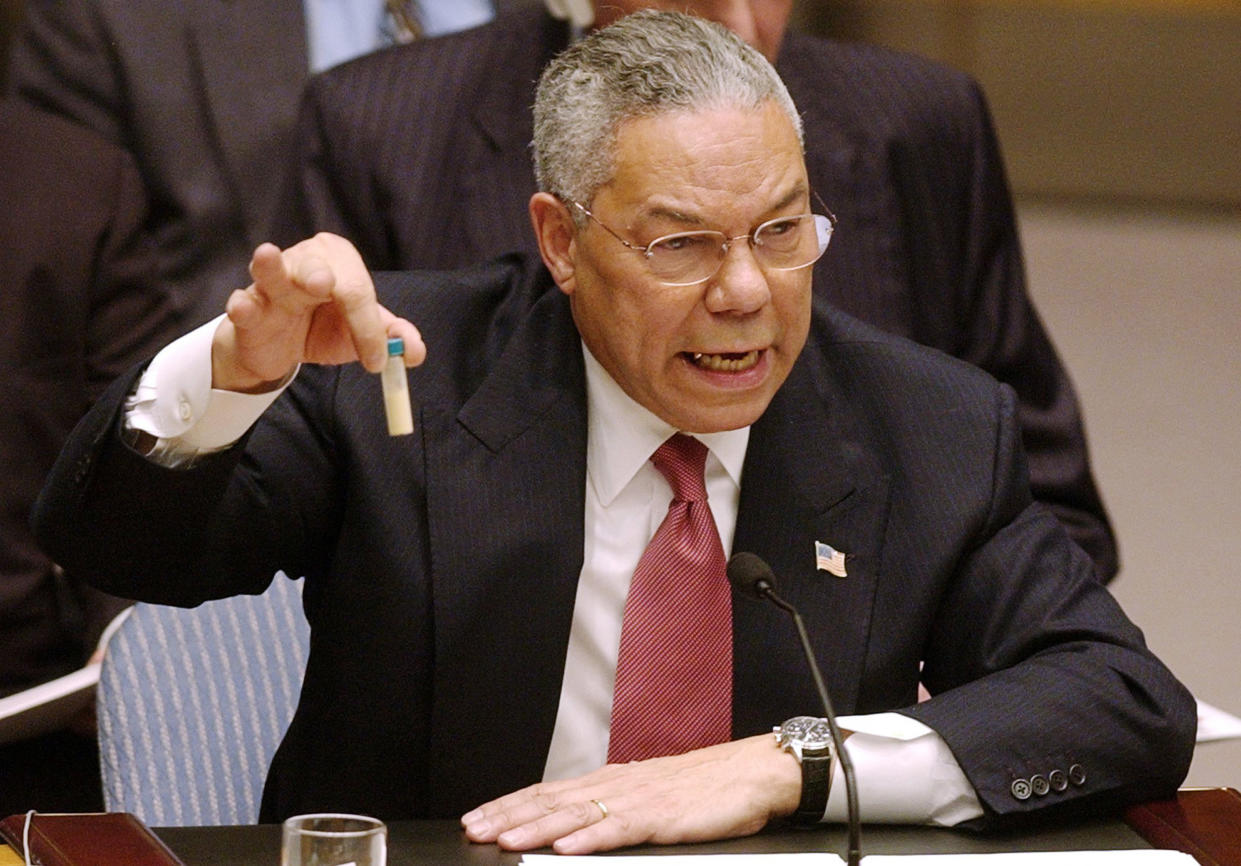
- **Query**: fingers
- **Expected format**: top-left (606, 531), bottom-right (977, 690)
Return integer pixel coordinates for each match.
top-left (302, 233), bottom-right (388, 372)
top-left (245, 239), bottom-right (333, 304)
top-left (386, 318), bottom-right (428, 368)
top-left (248, 242), bottom-right (288, 293)
top-left (294, 233), bottom-right (427, 374)
top-left (493, 797), bottom-right (615, 851)
top-left (285, 243), bottom-right (338, 302)
top-left (264, 233), bottom-right (380, 372)
top-left (332, 278), bottom-right (387, 373)
top-left (462, 778), bottom-right (631, 853)
top-left (216, 234), bottom-right (427, 391)
top-left (550, 806), bottom-right (629, 856)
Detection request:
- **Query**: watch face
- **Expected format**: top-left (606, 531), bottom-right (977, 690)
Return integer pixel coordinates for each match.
top-left (781, 715), bottom-right (833, 749)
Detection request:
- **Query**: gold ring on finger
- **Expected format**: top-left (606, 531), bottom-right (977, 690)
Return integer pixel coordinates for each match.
top-left (591, 798), bottom-right (609, 820)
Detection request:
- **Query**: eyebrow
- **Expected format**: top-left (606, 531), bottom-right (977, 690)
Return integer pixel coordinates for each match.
top-left (638, 182), bottom-right (811, 230)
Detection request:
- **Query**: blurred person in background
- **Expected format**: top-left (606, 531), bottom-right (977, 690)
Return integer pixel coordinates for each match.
top-left (0, 97), bottom-right (178, 813)
top-left (8, 0), bottom-right (495, 331)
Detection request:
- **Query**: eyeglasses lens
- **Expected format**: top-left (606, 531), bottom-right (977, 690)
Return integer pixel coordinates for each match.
top-left (645, 214), bottom-right (831, 285)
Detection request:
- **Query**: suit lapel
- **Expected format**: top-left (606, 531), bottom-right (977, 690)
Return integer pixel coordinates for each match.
top-left (422, 289), bottom-right (589, 808)
top-left (188, 0), bottom-right (307, 242)
top-left (731, 343), bottom-right (893, 734)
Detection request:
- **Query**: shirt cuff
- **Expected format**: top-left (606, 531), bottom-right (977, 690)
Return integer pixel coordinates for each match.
top-left (124, 315), bottom-right (295, 464)
top-left (822, 712), bottom-right (983, 826)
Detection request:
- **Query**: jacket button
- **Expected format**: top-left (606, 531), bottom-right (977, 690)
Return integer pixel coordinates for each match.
top-left (1030, 775), bottom-right (1050, 796)
top-left (1049, 769), bottom-right (1068, 792)
top-left (1068, 764), bottom-right (1087, 786)
top-left (1011, 778), bottom-right (1033, 800)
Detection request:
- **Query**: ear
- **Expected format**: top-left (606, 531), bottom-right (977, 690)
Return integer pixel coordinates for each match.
top-left (529, 192), bottom-right (579, 295)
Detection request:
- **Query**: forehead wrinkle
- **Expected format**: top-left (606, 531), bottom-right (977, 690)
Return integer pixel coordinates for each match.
top-left (768, 182), bottom-right (811, 213)
top-left (600, 103), bottom-right (807, 230)
top-left (642, 204), bottom-right (709, 229)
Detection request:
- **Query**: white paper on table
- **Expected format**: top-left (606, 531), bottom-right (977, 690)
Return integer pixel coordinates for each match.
top-left (0, 608), bottom-right (131, 745)
top-left (1196, 699), bottom-right (1241, 742)
top-left (523, 850), bottom-right (1197, 864)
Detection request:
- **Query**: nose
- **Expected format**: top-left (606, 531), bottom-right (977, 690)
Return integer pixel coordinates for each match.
top-left (704, 239), bottom-right (771, 315)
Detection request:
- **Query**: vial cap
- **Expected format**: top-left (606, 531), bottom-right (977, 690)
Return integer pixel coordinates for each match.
top-left (387, 337), bottom-right (404, 356)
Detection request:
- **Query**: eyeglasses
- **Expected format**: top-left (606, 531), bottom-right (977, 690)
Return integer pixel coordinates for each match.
top-left (568, 199), bottom-right (836, 287)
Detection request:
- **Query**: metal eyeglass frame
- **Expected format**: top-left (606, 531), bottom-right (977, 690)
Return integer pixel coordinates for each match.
top-left (565, 196), bottom-right (838, 286)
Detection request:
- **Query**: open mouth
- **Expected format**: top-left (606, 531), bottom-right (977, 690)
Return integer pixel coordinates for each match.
top-left (686, 350), bottom-right (761, 372)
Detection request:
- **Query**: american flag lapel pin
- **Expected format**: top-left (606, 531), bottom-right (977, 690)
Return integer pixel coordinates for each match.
top-left (814, 540), bottom-right (848, 577)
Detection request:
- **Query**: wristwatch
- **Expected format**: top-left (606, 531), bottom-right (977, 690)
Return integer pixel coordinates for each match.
top-left (774, 715), bottom-right (835, 824)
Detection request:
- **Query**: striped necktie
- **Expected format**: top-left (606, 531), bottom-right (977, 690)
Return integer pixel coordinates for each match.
top-left (607, 433), bottom-right (733, 763)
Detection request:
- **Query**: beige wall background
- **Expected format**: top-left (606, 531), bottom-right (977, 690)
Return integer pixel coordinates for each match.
top-left (797, 0), bottom-right (1241, 787)
top-left (1019, 201), bottom-right (1241, 790)
top-left (795, 0), bottom-right (1241, 208)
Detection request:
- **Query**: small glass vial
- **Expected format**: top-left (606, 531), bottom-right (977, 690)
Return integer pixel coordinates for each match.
top-left (380, 337), bottom-right (414, 436)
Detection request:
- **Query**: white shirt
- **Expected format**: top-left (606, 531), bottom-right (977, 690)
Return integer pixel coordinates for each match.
top-left (541, 345), bottom-right (749, 780)
top-left (303, 0), bottom-right (495, 73)
top-left (125, 323), bottom-right (982, 826)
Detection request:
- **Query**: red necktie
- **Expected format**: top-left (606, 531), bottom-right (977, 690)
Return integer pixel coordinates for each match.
top-left (607, 433), bottom-right (733, 763)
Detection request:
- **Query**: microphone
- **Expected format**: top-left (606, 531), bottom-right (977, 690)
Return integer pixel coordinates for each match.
top-left (727, 551), bottom-right (861, 866)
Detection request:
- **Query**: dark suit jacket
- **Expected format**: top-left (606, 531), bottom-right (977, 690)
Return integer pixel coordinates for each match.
top-left (10, 0), bottom-right (309, 330)
top-left (278, 3), bottom-right (1119, 583)
top-left (0, 100), bottom-right (177, 694)
top-left (34, 254), bottom-right (1193, 827)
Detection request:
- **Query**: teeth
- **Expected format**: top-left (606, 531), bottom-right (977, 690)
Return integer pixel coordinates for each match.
top-left (690, 350), bottom-right (760, 372)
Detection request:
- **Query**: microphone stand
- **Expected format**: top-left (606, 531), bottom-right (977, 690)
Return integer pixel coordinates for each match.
top-left (753, 576), bottom-right (862, 866)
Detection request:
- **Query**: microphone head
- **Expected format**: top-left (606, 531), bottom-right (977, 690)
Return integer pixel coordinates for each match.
top-left (726, 551), bottom-right (777, 600)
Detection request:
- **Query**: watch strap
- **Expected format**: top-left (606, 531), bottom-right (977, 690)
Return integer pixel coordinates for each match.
top-left (792, 744), bottom-right (833, 824)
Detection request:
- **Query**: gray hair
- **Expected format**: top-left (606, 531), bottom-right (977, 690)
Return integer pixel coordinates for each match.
top-left (532, 10), bottom-right (803, 210)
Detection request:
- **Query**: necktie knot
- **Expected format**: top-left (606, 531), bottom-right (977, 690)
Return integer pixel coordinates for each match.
top-left (650, 433), bottom-right (708, 503)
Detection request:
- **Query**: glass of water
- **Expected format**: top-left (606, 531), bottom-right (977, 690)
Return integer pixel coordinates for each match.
top-left (281, 813), bottom-right (386, 866)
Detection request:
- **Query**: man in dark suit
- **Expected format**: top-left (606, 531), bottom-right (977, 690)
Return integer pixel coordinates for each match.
top-left (8, 0), bottom-right (494, 331)
top-left (280, 0), bottom-right (1119, 584)
top-left (0, 98), bottom-right (178, 812)
top-left (35, 12), bottom-right (1191, 853)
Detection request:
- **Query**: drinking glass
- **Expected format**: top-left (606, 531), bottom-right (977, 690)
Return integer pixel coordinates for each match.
top-left (281, 813), bottom-right (386, 866)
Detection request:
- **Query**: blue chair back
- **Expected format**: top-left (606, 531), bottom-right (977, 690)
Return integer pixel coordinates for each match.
top-left (96, 575), bottom-right (309, 826)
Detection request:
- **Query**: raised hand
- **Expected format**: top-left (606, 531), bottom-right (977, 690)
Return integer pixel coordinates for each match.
top-left (211, 233), bottom-right (425, 392)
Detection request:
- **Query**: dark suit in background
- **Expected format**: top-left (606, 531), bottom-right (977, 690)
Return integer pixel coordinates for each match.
top-left (0, 99), bottom-right (178, 811)
top-left (7, 0), bottom-right (504, 331)
top-left (9, 0), bottom-right (308, 331)
top-left (33, 253), bottom-right (1193, 825)
top-left (279, 3), bottom-right (1119, 582)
